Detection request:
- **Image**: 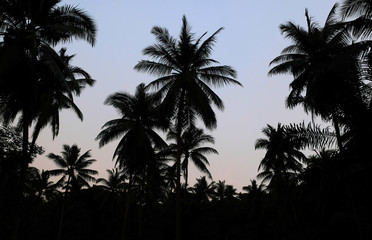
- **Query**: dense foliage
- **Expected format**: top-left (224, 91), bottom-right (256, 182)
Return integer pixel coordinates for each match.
top-left (1, 0), bottom-right (372, 240)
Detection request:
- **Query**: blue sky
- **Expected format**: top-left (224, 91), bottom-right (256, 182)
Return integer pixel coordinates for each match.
top-left (32, 0), bottom-right (337, 190)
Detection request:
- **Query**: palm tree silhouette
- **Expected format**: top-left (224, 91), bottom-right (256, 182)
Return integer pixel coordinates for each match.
top-left (47, 144), bottom-right (97, 240)
top-left (191, 176), bottom-right (216, 204)
top-left (268, 4), bottom-right (371, 152)
top-left (255, 124), bottom-right (306, 190)
top-left (96, 83), bottom-right (167, 179)
top-left (214, 180), bottom-right (237, 201)
top-left (29, 48), bottom-right (95, 154)
top-left (242, 179), bottom-right (266, 195)
top-left (96, 168), bottom-right (127, 195)
top-left (96, 83), bottom-right (167, 240)
top-left (339, 0), bottom-right (372, 150)
top-left (167, 126), bottom-right (218, 189)
top-left (0, 0), bottom-right (96, 163)
top-left (47, 144), bottom-right (97, 194)
top-left (25, 168), bottom-right (62, 202)
top-left (134, 15), bottom-right (241, 239)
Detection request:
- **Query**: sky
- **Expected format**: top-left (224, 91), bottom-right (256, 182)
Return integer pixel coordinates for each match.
top-left (32, 0), bottom-right (338, 191)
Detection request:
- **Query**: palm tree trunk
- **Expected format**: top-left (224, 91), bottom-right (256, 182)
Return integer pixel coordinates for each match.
top-left (184, 154), bottom-right (189, 191)
top-left (22, 122), bottom-right (29, 160)
top-left (57, 200), bottom-right (66, 240)
top-left (345, 182), bottom-right (364, 240)
top-left (184, 167), bottom-right (188, 191)
top-left (13, 120), bottom-right (30, 240)
top-left (331, 110), bottom-right (343, 152)
top-left (175, 90), bottom-right (186, 240)
top-left (176, 135), bottom-right (182, 240)
top-left (121, 174), bottom-right (133, 240)
top-left (57, 175), bottom-right (71, 240)
top-left (138, 168), bottom-right (147, 239)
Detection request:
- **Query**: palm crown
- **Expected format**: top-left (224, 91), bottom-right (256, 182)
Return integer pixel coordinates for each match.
top-left (96, 83), bottom-right (167, 175)
top-left (167, 126), bottom-right (218, 187)
top-left (134, 15), bottom-right (241, 130)
top-left (255, 124), bottom-right (306, 186)
top-left (47, 144), bottom-right (98, 192)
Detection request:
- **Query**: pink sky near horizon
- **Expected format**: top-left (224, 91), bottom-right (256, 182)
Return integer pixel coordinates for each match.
top-left (31, 0), bottom-right (337, 191)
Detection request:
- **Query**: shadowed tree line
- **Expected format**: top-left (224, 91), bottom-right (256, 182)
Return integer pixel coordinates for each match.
top-left (1, 0), bottom-right (372, 240)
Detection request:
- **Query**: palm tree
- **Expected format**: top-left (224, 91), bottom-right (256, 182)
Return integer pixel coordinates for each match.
top-left (268, 4), bottom-right (371, 152)
top-left (29, 48), bottom-right (95, 154)
top-left (47, 144), bottom-right (98, 194)
top-left (214, 180), bottom-right (237, 201)
top-left (191, 176), bottom-right (216, 204)
top-left (340, 0), bottom-right (372, 150)
top-left (25, 168), bottom-right (61, 202)
top-left (0, 0), bottom-right (96, 164)
top-left (134, 16), bottom-right (241, 239)
top-left (47, 144), bottom-right (97, 240)
top-left (96, 83), bottom-right (167, 179)
top-left (255, 124), bottom-right (306, 190)
top-left (167, 126), bottom-right (218, 189)
top-left (96, 83), bottom-right (167, 240)
top-left (242, 179), bottom-right (266, 195)
top-left (96, 168), bottom-right (127, 195)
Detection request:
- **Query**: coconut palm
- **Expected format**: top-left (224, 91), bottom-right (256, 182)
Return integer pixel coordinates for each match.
top-left (96, 83), bottom-right (167, 240)
top-left (214, 180), bottom-right (237, 201)
top-left (29, 48), bottom-right (95, 154)
top-left (134, 16), bottom-right (240, 239)
top-left (47, 144), bottom-right (98, 194)
top-left (340, 0), bottom-right (372, 150)
top-left (96, 83), bottom-right (167, 178)
top-left (96, 168), bottom-right (127, 194)
top-left (268, 4), bottom-right (372, 152)
top-left (25, 168), bottom-right (61, 202)
top-left (167, 126), bottom-right (218, 189)
top-left (47, 144), bottom-right (97, 240)
top-left (191, 176), bottom-right (216, 204)
top-left (0, 0), bottom-right (96, 162)
top-left (255, 124), bottom-right (306, 190)
top-left (242, 179), bottom-right (266, 195)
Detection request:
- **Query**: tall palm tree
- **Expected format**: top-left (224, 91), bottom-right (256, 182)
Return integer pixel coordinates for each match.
top-left (47, 144), bottom-right (98, 193)
top-left (0, 0), bottom-right (96, 163)
top-left (268, 4), bottom-right (371, 152)
top-left (255, 124), bottom-right (306, 190)
top-left (47, 144), bottom-right (97, 240)
top-left (96, 83), bottom-right (167, 178)
top-left (134, 16), bottom-right (241, 239)
top-left (167, 126), bottom-right (218, 189)
top-left (96, 83), bottom-right (167, 240)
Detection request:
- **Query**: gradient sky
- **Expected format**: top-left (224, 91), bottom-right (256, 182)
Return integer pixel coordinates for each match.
top-left (32, 0), bottom-right (337, 191)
